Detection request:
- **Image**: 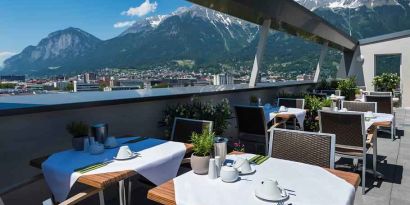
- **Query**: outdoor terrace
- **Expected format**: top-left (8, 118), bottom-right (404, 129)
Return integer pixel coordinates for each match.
top-left (0, 81), bottom-right (408, 205)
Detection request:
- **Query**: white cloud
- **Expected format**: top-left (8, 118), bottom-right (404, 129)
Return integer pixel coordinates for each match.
top-left (121, 0), bottom-right (158, 17)
top-left (0, 51), bottom-right (16, 68)
top-left (113, 21), bottom-right (136, 28)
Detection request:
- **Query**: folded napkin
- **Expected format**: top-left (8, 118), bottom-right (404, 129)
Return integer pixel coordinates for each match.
top-left (74, 160), bottom-right (113, 174)
top-left (249, 155), bottom-right (269, 165)
top-left (122, 137), bottom-right (148, 144)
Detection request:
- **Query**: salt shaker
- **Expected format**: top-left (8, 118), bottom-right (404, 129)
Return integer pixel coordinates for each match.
top-left (208, 159), bottom-right (217, 179)
top-left (83, 137), bottom-right (90, 152)
top-left (215, 156), bottom-right (222, 177)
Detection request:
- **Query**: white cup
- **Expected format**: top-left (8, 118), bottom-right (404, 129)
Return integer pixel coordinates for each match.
top-left (233, 157), bottom-right (252, 174)
top-left (117, 145), bottom-right (132, 159)
top-left (255, 179), bottom-right (283, 200)
top-left (279, 106), bottom-right (287, 112)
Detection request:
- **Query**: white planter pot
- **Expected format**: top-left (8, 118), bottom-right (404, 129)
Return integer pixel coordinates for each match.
top-left (190, 154), bottom-right (210, 175)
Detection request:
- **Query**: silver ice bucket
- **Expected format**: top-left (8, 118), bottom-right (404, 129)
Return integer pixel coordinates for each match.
top-left (214, 137), bottom-right (228, 163)
top-left (91, 123), bottom-right (108, 144)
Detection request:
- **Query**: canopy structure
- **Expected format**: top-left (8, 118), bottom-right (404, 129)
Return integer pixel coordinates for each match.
top-left (187, 0), bottom-right (358, 51)
top-left (187, 0), bottom-right (359, 86)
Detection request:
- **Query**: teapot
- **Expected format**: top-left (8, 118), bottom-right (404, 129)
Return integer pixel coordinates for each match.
top-left (220, 165), bottom-right (239, 182)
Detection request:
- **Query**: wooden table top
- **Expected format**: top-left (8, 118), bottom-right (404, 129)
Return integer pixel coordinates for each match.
top-left (77, 143), bottom-right (193, 189)
top-left (147, 154), bottom-right (360, 205)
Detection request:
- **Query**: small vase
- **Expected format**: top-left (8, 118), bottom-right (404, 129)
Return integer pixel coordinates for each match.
top-left (72, 137), bottom-right (85, 151)
top-left (191, 154), bottom-right (210, 175)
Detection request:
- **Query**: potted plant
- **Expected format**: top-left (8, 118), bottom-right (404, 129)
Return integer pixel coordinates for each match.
top-left (337, 77), bottom-right (359, 101)
top-left (161, 98), bottom-right (231, 137)
top-left (372, 73), bottom-right (400, 92)
top-left (249, 95), bottom-right (259, 106)
top-left (190, 129), bottom-right (215, 175)
top-left (66, 121), bottom-right (89, 151)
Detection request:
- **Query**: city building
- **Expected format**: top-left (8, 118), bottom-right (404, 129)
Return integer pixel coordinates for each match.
top-left (73, 81), bottom-right (100, 92)
top-left (213, 73), bottom-right (234, 85)
top-left (0, 75), bottom-right (25, 82)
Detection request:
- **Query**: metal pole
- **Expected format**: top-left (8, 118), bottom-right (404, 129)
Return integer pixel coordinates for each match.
top-left (249, 19), bottom-right (271, 87)
top-left (314, 41), bottom-right (329, 82)
top-left (98, 191), bottom-right (105, 205)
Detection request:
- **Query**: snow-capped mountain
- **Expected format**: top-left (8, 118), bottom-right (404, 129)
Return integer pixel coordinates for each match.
top-left (121, 5), bottom-right (257, 42)
top-left (3, 1), bottom-right (410, 76)
top-left (296, 0), bottom-right (402, 10)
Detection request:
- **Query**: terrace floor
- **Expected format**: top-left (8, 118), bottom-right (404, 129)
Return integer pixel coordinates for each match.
top-left (1, 126), bottom-right (409, 205)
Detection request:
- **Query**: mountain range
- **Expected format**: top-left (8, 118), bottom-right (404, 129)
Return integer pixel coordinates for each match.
top-left (2, 0), bottom-right (410, 77)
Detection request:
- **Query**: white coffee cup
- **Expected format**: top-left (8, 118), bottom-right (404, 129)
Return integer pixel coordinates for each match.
top-left (279, 106), bottom-right (287, 112)
top-left (117, 145), bottom-right (132, 159)
top-left (233, 157), bottom-right (252, 174)
top-left (255, 179), bottom-right (283, 201)
top-left (220, 165), bottom-right (239, 182)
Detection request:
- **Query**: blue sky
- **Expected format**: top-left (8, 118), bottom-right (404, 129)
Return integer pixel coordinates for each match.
top-left (0, 0), bottom-right (191, 62)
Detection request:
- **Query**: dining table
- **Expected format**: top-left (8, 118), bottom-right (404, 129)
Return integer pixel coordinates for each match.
top-left (41, 136), bottom-right (193, 205)
top-left (147, 152), bottom-right (360, 205)
top-left (264, 106), bottom-right (307, 130)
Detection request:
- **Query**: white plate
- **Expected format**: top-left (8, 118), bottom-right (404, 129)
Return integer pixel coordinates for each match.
top-left (113, 152), bottom-right (140, 160)
top-left (239, 167), bottom-right (256, 175)
top-left (255, 188), bottom-right (289, 202)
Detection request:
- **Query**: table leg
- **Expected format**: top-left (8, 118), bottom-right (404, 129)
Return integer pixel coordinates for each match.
top-left (98, 191), bottom-right (105, 205)
top-left (119, 180), bottom-right (126, 205)
top-left (128, 180), bottom-right (132, 205)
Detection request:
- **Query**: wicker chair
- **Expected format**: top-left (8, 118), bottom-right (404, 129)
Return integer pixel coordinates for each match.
top-left (369, 91), bottom-right (392, 96)
top-left (268, 128), bottom-right (335, 168)
top-left (277, 98), bottom-right (305, 109)
top-left (234, 106), bottom-right (278, 155)
top-left (342, 101), bottom-right (377, 113)
top-left (319, 111), bottom-right (378, 194)
top-left (320, 90), bottom-right (342, 96)
top-left (277, 98), bottom-right (305, 130)
top-left (365, 95), bottom-right (392, 114)
top-left (364, 95), bottom-right (395, 140)
top-left (171, 117), bottom-right (213, 143)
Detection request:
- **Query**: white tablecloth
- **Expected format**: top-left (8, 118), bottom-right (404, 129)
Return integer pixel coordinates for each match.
top-left (174, 154), bottom-right (355, 205)
top-left (42, 137), bottom-right (186, 202)
top-left (265, 107), bottom-right (307, 129)
top-left (365, 113), bottom-right (394, 130)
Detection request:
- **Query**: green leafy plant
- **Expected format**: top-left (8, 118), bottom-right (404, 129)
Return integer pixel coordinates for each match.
top-left (304, 95), bottom-right (332, 131)
top-left (249, 95), bottom-right (258, 104)
top-left (316, 79), bottom-right (330, 90)
top-left (191, 129), bottom-right (214, 156)
top-left (66, 121), bottom-right (89, 138)
top-left (337, 77), bottom-right (359, 101)
top-left (372, 73), bottom-right (400, 92)
top-left (161, 98), bottom-right (231, 137)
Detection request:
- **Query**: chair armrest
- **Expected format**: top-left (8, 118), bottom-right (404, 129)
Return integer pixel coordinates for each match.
top-left (267, 119), bottom-right (287, 132)
top-left (58, 187), bottom-right (100, 205)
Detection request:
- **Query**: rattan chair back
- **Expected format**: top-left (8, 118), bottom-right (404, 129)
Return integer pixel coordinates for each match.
top-left (342, 101), bottom-right (377, 112)
top-left (365, 95), bottom-right (393, 114)
top-left (269, 128), bottom-right (335, 168)
top-left (319, 111), bottom-right (365, 148)
top-left (171, 117), bottom-right (213, 143)
top-left (277, 98), bottom-right (305, 109)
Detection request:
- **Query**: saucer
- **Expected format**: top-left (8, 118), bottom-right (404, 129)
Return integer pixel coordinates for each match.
top-left (255, 188), bottom-right (289, 202)
top-left (239, 167), bottom-right (256, 175)
top-left (113, 152), bottom-right (140, 160)
top-left (105, 145), bottom-right (120, 149)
